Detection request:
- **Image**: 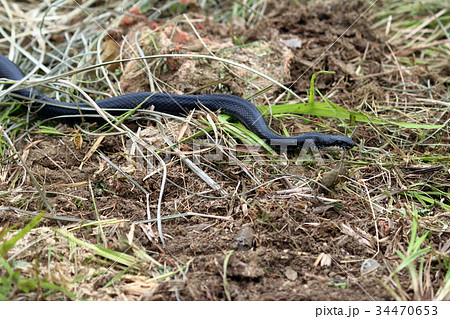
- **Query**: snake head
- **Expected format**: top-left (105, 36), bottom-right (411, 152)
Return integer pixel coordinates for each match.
top-left (312, 133), bottom-right (356, 149)
top-left (324, 135), bottom-right (356, 149)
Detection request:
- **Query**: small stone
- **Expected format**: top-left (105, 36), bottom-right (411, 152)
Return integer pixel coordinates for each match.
top-left (285, 267), bottom-right (298, 281)
top-left (360, 259), bottom-right (381, 275)
top-left (284, 38), bottom-right (302, 48)
top-left (320, 254), bottom-right (332, 267)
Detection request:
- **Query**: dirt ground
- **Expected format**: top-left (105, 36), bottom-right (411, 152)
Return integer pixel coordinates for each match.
top-left (0, 0), bottom-right (448, 301)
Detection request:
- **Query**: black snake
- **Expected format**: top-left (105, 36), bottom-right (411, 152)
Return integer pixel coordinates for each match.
top-left (0, 54), bottom-right (355, 149)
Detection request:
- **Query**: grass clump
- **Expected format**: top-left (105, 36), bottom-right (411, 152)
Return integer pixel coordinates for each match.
top-left (0, 214), bottom-right (76, 300)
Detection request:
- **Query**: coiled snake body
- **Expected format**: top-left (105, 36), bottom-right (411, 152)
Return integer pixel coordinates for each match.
top-left (0, 55), bottom-right (355, 149)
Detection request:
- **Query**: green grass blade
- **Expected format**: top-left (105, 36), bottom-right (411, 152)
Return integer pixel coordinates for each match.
top-left (54, 229), bottom-right (138, 268)
top-left (256, 103), bottom-right (445, 129)
top-left (1, 213), bottom-right (44, 256)
top-left (308, 71), bottom-right (335, 104)
top-left (36, 126), bottom-right (68, 136)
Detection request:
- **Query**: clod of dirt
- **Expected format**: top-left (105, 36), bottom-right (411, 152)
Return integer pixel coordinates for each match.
top-left (227, 256), bottom-right (264, 279)
top-left (321, 164), bottom-right (349, 189)
top-left (117, 22), bottom-right (293, 102)
top-left (231, 226), bottom-right (255, 251)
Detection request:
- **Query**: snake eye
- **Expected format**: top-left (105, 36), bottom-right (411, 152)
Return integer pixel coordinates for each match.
top-left (334, 140), bottom-right (345, 147)
top-left (334, 137), bottom-right (356, 149)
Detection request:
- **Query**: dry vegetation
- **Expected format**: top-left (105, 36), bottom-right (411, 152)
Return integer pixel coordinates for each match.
top-left (0, 0), bottom-right (448, 300)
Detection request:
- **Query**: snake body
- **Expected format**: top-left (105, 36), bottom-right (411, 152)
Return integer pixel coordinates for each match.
top-left (0, 55), bottom-right (355, 149)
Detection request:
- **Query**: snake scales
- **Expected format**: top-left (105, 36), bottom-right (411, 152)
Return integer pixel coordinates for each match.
top-left (0, 54), bottom-right (355, 149)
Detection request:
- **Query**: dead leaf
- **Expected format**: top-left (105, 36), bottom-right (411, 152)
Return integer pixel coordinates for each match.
top-left (79, 135), bottom-right (105, 169)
